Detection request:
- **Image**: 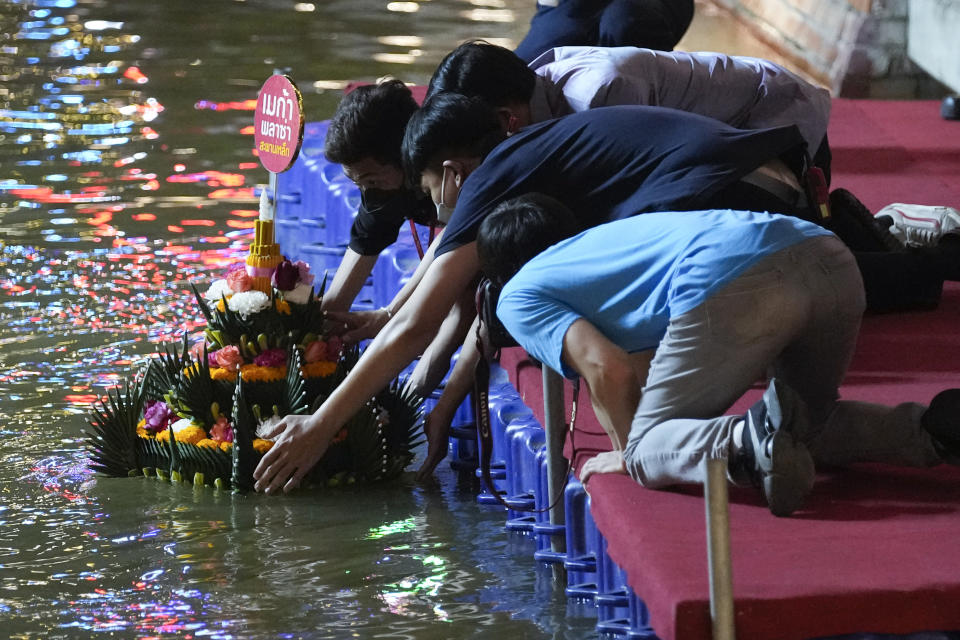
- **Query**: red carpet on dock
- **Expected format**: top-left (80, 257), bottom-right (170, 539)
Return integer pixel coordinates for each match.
top-left (499, 99), bottom-right (960, 639)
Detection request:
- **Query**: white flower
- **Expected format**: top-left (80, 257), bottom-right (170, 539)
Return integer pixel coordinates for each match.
top-left (170, 418), bottom-right (195, 433)
top-left (203, 279), bottom-right (233, 302)
top-left (283, 283), bottom-right (314, 305)
top-left (256, 415), bottom-right (282, 439)
top-left (227, 290), bottom-right (270, 317)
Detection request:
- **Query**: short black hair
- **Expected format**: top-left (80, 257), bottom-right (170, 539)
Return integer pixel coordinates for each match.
top-left (477, 193), bottom-right (582, 287)
top-left (401, 92), bottom-right (504, 181)
top-left (324, 79), bottom-right (418, 168)
top-left (426, 40), bottom-right (537, 107)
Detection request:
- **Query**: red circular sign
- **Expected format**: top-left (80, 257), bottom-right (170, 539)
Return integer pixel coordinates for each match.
top-left (254, 75), bottom-right (304, 173)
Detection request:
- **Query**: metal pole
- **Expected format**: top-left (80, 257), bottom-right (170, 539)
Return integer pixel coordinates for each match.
top-left (704, 457), bottom-right (735, 640)
top-left (267, 170), bottom-right (277, 218)
top-left (542, 366), bottom-right (567, 555)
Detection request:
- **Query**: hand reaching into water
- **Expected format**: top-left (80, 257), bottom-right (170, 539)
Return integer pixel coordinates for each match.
top-left (327, 308), bottom-right (391, 345)
top-left (579, 450), bottom-right (627, 484)
top-left (415, 409), bottom-right (454, 481)
top-left (253, 413), bottom-right (337, 494)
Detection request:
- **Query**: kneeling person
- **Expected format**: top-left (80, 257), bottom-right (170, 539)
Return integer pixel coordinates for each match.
top-left (478, 195), bottom-right (957, 516)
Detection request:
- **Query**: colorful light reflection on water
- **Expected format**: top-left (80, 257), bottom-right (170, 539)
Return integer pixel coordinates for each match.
top-left (0, 0), bottom-right (600, 638)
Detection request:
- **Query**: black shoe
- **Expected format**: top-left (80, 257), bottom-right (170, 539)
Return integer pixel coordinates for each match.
top-left (736, 378), bottom-right (816, 517)
top-left (828, 188), bottom-right (905, 253)
top-left (922, 388), bottom-right (960, 464)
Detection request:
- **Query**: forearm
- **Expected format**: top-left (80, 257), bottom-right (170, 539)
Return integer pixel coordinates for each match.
top-left (432, 317), bottom-right (481, 417)
top-left (405, 287), bottom-right (476, 397)
top-left (312, 242), bottom-right (480, 435)
top-left (586, 377), bottom-right (639, 451)
top-left (561, 319), bottom-right (645, 450)
top-left (322, 249), bottom-right (378, 312)
top-left (383, 227), bottom-right (445, 315)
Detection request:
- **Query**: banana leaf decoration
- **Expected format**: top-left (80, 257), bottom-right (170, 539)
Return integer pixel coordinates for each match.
top-left (87, 272), bottom-right (423, 491)
top-left (375, 380), bottom-right (426, 479)
top-left (142, 334), bottom-right (190, 402)
top-left (85, 347), bottom-right (424, 491)
top-left (231, 375), bottom-right (256, 493)
top-left (166, 343), bottom-right (235, 429)
top-left (86, 376), bottom-right (145, 477)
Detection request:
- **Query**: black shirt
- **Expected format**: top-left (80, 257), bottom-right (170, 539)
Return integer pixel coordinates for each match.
top-left (349, 187), bottom-right (436, 256)
top-left (436, 105), bottom-right (805, 257)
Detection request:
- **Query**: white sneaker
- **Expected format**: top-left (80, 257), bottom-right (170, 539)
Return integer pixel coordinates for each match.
top-left (876, 203), bottom-right (960, 247)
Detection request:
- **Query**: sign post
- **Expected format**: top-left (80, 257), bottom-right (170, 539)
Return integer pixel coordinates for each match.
top-left (248, 74), bottom-right (305, 291)
top-left (254, 73), bottom-right (305, 219)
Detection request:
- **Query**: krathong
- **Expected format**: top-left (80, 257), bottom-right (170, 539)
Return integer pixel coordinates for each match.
top-left (86, 195), bottom-right (423, 492)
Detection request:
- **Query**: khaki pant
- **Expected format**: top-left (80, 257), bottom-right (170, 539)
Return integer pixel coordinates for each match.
top-left (623, 235), bottom-right (941, 488)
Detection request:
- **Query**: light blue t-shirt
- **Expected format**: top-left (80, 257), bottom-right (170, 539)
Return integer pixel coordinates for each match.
top-left (496, 209), bottom-right (833, 378)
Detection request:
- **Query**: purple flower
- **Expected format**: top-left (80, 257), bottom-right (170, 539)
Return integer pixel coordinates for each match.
top-left (253, 347), bottom-right (287, 368)
top-left (271, 260), bottom-right (300, 291)
top-left (143, 400), bottom-right (176, 433)
top-left (207, 351), bottom-right (220, 367)
top-left (294, 260), bottom-right (314, 286)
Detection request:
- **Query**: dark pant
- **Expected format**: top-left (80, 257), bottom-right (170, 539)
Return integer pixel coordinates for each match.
top-left (717, 180), bottom-right (945, 313)
top-left (514, 0), bottom-right (695, 63)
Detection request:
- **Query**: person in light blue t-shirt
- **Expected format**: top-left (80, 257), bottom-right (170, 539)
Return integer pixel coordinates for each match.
top-left (477, 194), bottom-right (960, 517)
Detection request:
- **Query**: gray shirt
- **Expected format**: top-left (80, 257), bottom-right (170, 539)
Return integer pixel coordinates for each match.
top-left (528, 46), bottom-right (831, 153)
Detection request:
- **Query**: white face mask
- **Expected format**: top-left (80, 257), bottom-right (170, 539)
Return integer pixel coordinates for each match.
top-left (435, 166), bottom-right (458, 224)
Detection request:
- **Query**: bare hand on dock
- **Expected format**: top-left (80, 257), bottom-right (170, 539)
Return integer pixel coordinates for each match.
top-left (579, 450), bottom-right (627, 484)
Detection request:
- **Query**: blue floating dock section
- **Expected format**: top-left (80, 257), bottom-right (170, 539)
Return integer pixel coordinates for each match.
top-left (273, 121), bottom-right (655, 638)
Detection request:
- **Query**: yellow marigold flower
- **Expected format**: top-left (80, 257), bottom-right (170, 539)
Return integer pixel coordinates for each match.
top-left (157, 429), bottom-right (171, 442)
top-left (239, 364), bottom-right (285, 383)
top-left (216, 299), bottom-right (226, 312)
top-left (136, 424), bottom-right (151, 439)
top-left (175, 425), bottom-right (207, 445)
top-left (252, 438), bottom-right (274, 454)
top-left (301, 360), bottom-right (337, 379)
top-left (196, 438), bottom-right (219, 449)
top-left (219, 441), bottom-right (233, 452)
top-left (182, 363), bottom-right (201, 379)
top-left (210, 367), bottom-right (237, 382)
top-left (275, 299), bottom-right (291, 315)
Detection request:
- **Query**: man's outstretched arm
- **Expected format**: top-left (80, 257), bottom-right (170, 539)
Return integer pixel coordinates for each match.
top-left (321, 248), bottom-right (379, 312)
top-left (253, 241), bottom-right (480, 494)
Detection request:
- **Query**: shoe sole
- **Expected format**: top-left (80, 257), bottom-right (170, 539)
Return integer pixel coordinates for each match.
top-left (763, 430), bottom-right (816, 517)
top-left (759, 379), bottom-right (816, 517)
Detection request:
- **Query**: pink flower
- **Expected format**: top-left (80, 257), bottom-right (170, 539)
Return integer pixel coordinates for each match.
top-left (253, 348), bottom-right (286, 368)
top-left (327, 336), bottom-right (343, 358)
top-left (143, 400), bottom-right (175, 433)
top-left (210, 416), bottom-right (234, 443)
top-left (215, 345), bottom-right (244, 372)
top-left (271, 260), bottom-right (300, 291)
top-left (207, 351), bottom-right (219, 367)
top-left (226, 268), bottom-right (252, 293)
top-left (303, 340), bottom-right (328, 363)
top-left (294, 260), bottom-right (314, 286)
top-left (224, 262), bottom-right (246, 276)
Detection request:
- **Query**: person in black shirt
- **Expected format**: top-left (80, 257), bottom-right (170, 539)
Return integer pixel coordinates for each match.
top-left (322, 80), bottom-right (435, 313)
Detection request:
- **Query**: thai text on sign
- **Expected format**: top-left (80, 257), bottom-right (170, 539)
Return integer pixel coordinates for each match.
top-left (254, 74), bottom-right (304, 173)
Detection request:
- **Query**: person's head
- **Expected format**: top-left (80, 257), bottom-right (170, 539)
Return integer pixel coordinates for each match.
top-left (401, 92), bottom-right (505, 221)
top-left (427, 40), bottom-right (537, 133)
top-left (323, 79), bottom-right (417, 192)
top-left (477, 193), bottom-right (582, 287)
